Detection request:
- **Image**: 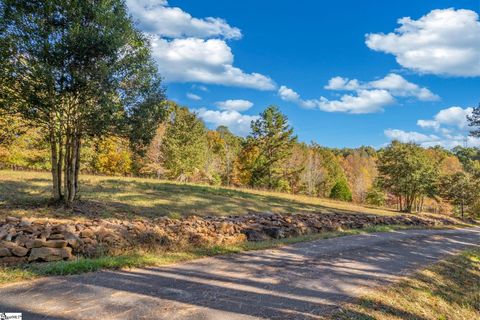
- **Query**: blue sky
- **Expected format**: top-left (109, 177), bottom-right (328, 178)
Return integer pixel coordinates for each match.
top-left (127, 0), bottom-right (480, 148)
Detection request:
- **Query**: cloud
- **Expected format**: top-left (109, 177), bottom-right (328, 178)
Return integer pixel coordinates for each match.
top-left (192, 84), bottom-right (209, 92)
top-left (366, 8), bottom-right (480, 77)
top-left (279, 73), bottom-right (435, 113)
top-left (324, 77), bottom-right (360, 91)
top-left (127, 1), bottom-right (276, 90)
top-left (194, 108), bottom-right (258, 136)
top-left (325, 73), bottom-right (439, 101)
top-left (278, 86), bottom-right (317, 108)
top-left (417, 119), bottom-right (440, 130)
top-left (150, 37), bottom-right (275, 90)
top-left (127, 0), bottom-right (241, 39)
top-left (384, 129), bottom-right (440, 143)
top-left (387, 105), bottom-right (478, 148)
top-left (384, 129), bottom-right (480, 148)
top-left (215, 99), bottom-right (253, 111)
top-left (318, 89), bottom-right (395, 114)
top-left (417, 106), bottom-right (473, 130)
top-left (186, 92), bottom-right (202, 100)
top-left (367, 74), bottom-right (439, 101)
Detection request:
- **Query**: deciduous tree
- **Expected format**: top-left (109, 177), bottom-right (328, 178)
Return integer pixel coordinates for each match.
top-left (377, 141), bottom-right (439, 213)
top-left (0, 0), bottom-right (165, 205)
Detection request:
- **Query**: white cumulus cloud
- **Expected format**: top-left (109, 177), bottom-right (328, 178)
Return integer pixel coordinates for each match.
top-left (215, 99), bottom-right (253, 111)
top-left (387, 105), bottom-right (479, 148)
top-left (127, 1), bottom-right (275, 90)
top-left (279, 73), bottom-right (436, 114)
top-left (127, 0), bottom-right (241, 39)
top-left (194, 108), bottom-right (258, 136)
top-left (384, 129), bottom-right (440, 144)
top-left (417, 106), bottom-right (473, 130)
top-left (366, 8), bottom-right (480, 76)
top-left (150, 37), bottom-right (275, 90)
top-left (278, 86), bottom-right (317, 108)
top-left (318, 89), bottom-right (395, 114)
top-left (325, 73), bottom-right (439, 101)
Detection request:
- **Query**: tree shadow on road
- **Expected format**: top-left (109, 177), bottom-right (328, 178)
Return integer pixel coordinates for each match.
top-left (2, 231), bottom-right (478, 319)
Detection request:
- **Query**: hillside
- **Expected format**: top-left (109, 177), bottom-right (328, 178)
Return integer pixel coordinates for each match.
top-left (0, 170), bottom-right (397, 220)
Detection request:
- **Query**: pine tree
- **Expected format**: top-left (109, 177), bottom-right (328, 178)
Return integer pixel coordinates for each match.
top-left (247, 106), bottom-right (297, 189)
top-left (467, 103), bottom-right (480, 137)
top-left (329, 180), bottom-right (353, 202)
top-left (161, 104), bottom-right (207, 182)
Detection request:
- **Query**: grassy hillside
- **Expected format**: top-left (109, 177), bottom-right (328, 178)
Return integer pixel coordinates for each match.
top-left (336, 248), bottom-right (480, 320)
top-left (0, 170), bottom-right (397, 219)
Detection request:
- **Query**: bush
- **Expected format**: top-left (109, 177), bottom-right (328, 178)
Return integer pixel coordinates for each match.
top-left (329, 180), bottom-right (352, 202)
top-left (365, 187), bottom-right (386, 206)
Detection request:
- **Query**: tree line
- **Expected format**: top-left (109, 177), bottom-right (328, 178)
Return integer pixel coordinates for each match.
top-left (1, 0), bottom-right (479, 217)
top-left (2, 101), bottom-right (480, 217)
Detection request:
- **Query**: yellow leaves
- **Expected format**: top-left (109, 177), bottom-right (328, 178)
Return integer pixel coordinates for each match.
top-left (92, 137), bottom-right (132, 176)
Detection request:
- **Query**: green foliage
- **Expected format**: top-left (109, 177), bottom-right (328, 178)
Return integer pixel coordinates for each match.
top-left (467, 102), bottom-right (480, 137)
top-left (247, 106), bottom-right (297, 189)
top-left (439, 171), bottom-right (480, 218)
top-left (0, 121), bottom-right (50, 170)
top-left (329, 179), bottom-right (353, 202)
top-left (0, 0), bottom-right (165, 204)
top-left (365, 186), bottom-right (386, 206)
top-left (378, 141), bottom-right (439, 213)
top-left (316, 146), bottom-right (347, 197)
top-left (89, 137), bottom-right (132, 176)
top-left (161, 104), bottom-right (207, 181)
top-left (452, 146), bottom-right (480, 173)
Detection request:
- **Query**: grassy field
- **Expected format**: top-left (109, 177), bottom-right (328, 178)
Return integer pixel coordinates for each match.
top-left (336, 248), bottom-right (480, 320)
top-left (0, 170), bottom-right (397, 220)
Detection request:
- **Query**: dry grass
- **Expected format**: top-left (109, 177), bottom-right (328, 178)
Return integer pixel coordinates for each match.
top-left (335, 248), bottom-right (480, 320)
top-left (0, 170), bottom-right (398, 220)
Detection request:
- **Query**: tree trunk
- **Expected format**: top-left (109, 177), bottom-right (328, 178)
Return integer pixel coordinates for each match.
top-left (50, 127), bottom-right (63, 201)
top-left (74, 136), bottom-right (81, 196)
top-left (63, 130), bottom-right (71, 204)
top-left (64, 132), bottom-right (80, 207)
top-left (50, 128), bottom-right (61, 201)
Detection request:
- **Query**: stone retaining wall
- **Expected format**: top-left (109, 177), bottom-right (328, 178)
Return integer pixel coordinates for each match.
top-left (0, 212), bottom-right (458, 265)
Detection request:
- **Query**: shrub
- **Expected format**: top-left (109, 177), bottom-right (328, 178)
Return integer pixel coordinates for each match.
top-left (329, 180), bottom-right (352, 202)
top-left (365, 187), bottom-right (386, 206)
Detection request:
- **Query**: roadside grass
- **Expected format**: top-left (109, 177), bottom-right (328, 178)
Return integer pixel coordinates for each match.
top-left (0, 224), bottom-right (436, 285)
top-left (0, 170), bottom-right (397, 220)
top-left (335, 248), bottom-right (480, 320)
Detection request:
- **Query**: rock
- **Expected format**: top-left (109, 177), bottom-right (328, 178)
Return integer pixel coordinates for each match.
top-left (26, 239), bottom-right (46, 248)
top-left (1, 241), bottom-right (28, 257)
top-left (11, 246), bottom-right (29, 257)
top-left (19, 219), bottom-right (32, 227)
top-left (80, 229), bottom-right (95, 238)
top-left (263, 227), bottom-right (286, 239)
top-left (0, 256), bottom-right (27, 265)
top-left (48, 233), bottom-right (65, 240)
top-left (6, 216), bottom-right (20, 223)
top-left (44, 240), bottom-right (68, 248)
top-left (0, 247), bottom-right (11, 257)
top-left (28, 247), bottom-right (72, 262)
top-left (64, 232), bottom-right (83, 249)
top-left (243, 229), bottom-right (269, 242)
